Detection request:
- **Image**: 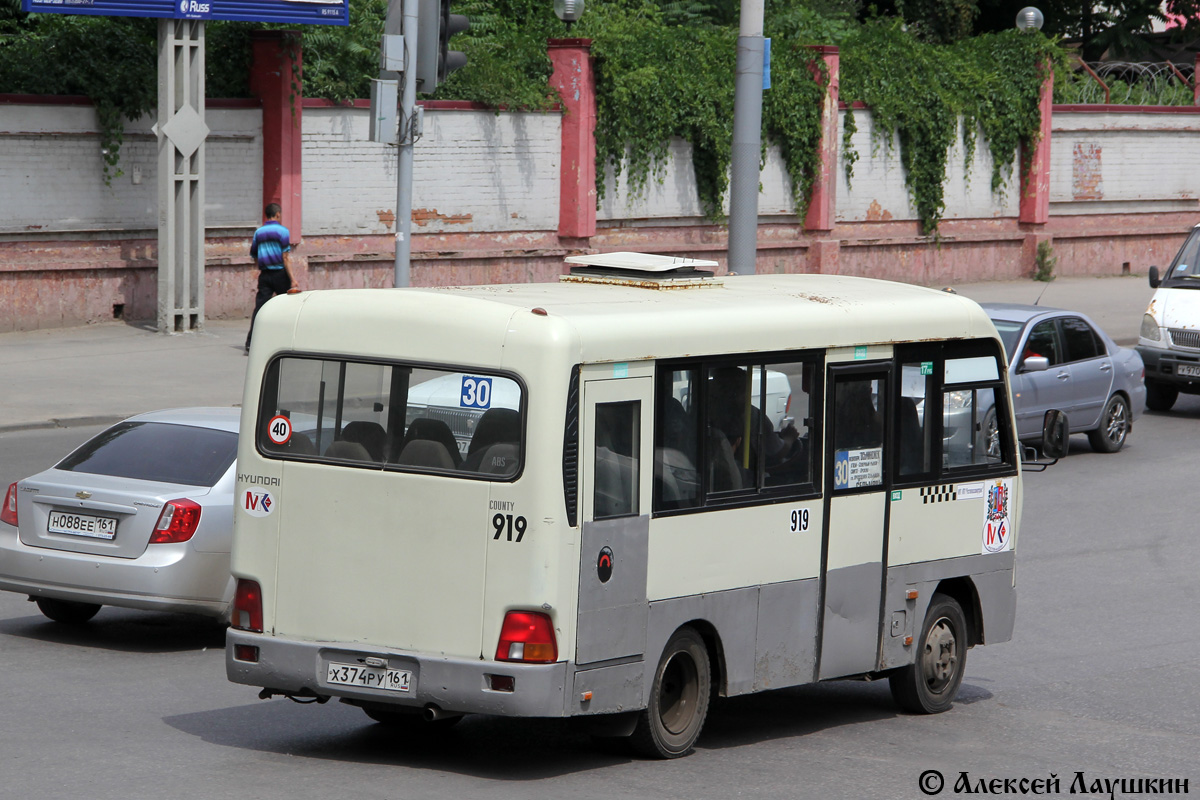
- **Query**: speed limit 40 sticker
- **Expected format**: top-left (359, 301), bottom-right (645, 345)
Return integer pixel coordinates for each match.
top-left (267, 415), bottom-right (293, 445)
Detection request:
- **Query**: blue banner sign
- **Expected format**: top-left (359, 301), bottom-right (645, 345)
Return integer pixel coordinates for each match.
top-left (22, 0), bottom-right (348, 25)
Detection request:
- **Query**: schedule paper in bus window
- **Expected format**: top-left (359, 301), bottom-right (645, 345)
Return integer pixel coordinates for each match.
top-left (833, 447), bottom-right (883, 490)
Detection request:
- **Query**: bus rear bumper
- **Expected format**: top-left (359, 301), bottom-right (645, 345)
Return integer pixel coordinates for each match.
top-left (225, 629), bottom-right (568, 717)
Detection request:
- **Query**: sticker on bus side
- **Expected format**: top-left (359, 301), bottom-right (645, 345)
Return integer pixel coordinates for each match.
top-left (957, 482), bottom-right (985, 501)
top-left (982, 478), bottom-right (1012, 553)
top-left (242, 489), bottom-right (275, 517)
top-left (267, 415), bottom-right (293, 445)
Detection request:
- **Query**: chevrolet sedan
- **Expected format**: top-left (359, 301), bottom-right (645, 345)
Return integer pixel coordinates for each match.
top-left (0, 408), bottom-right (239, 624)
top-left (983, 304), bottom-right (1146, 454)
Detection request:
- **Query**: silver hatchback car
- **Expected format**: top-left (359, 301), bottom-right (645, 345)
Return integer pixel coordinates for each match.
top-left (0, 408), bottom-right (239, 624)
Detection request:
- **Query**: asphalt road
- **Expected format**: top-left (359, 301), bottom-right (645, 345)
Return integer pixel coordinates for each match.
top-left (0, 405), bottom-right (1196, 800)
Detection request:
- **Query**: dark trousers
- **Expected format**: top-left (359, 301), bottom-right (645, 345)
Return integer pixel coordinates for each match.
top-left (246, 268), bottom-right (291, 348)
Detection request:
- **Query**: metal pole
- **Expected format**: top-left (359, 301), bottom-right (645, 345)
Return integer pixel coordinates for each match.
top-left (727, 0), bottom-right (765, 275)
top-left (394, 0), bottom-right (418, 287)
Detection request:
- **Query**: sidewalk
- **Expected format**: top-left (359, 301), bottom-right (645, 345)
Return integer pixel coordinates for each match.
top-left (0, 274), bottom-right (1156, 434)
top-left (0, 319), bottom-right (250, 433)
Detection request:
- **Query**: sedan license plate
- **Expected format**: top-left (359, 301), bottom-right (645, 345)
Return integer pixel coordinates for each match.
top-left (47, 511), bottom-right (117, 540)
top-left (1177, 364), bottom-right (1200, 378)
top-left (327, 661), bottom-right (411, 692)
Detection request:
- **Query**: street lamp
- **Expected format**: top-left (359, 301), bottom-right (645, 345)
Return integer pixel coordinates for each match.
top-left (554, 0), bottom-right (584, 27)
top-left (1015, 6), bottom-right (1044, 31)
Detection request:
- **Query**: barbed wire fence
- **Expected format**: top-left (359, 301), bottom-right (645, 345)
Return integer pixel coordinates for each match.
top-left (1058, 60), bottom-right (1197, 105)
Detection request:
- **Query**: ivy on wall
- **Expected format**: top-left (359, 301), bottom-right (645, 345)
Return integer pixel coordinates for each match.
top-left (840, 22), bottom-right (1062, 233)
top-left (0, 0), bottom-right (1063, 233)
top-left (580, 1), bottom-right (826, 221)
top-left (0, 8), bottom-right (157, 182)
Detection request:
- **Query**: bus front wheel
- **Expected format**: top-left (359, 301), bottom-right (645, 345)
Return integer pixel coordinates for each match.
top-left (889, 594), bottom-right (968, 714)
top-left (629, 626), bottom-right (711, 758)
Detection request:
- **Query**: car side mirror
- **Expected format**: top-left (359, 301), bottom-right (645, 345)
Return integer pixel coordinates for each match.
top-left (1021, 356), bottom-right (1049, 373)
top-left (1041, 409), bottom-right (1068, 460)
top-left (1149, 266), bottom-right (1161, 289)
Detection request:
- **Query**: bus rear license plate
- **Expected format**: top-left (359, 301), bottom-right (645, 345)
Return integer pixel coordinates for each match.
top-left (326, 662), bottom-right (411, 692)
top-left (47, 511), bottom-right (117, 540)
top-left (1177, 364), bottom-right (1200, 378)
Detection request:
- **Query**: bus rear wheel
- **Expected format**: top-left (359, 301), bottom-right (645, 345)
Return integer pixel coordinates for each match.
top-left (889, 594), bottom-right (967, 714)
top-left (630, 626), bottom-right (711, 758)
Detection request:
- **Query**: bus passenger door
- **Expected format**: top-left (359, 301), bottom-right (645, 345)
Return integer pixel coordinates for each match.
top-left (819, 362), bottom-right (890, 679)
top-left (576, 372), bottom-right (653, 667)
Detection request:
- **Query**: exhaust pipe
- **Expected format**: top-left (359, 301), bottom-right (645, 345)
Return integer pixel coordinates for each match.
top-left (422, 704), bottom-right (461, 722)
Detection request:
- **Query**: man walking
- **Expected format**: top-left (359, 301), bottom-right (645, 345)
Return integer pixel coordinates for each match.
top-left (245, 202), bottom-right (297, 354)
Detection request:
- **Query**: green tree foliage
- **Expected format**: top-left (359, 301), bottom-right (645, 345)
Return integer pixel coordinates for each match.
top-left (290, 0), bottom-right (387, 102)
top-left (975, 0), bottom-right (1195, 61)
top-left (431, 0), bottom-right (561, 108)
top-left (867, 0), bottom-right (979, 44)
top-left (0, 2), bottom-right (156, 180)
top-left (0, 0), bottom-right (1062, 233)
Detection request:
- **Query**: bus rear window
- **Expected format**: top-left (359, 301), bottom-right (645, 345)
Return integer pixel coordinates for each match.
top-left (257, 356), bottom-right (523, 480)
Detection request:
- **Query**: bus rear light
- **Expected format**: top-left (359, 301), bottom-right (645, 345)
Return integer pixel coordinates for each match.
top-left (495, 610), bottom-right (557, 663)
top-left (149, 498), bottom-right (202, 543)
top-left (1, 483), bottom-right (17, 527)
top-left (233, 579), bottom-right (263, 633)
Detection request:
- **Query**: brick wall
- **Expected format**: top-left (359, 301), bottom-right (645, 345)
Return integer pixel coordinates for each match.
top-left (0, 101), bottom-right (261, 235)
top-left (2, 90), bottom-right (1199, 332)
top-left (302, 103), bottom-right (560, 236)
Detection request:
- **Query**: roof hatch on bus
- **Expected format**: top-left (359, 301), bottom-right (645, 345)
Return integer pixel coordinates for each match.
top-left (561, 251), bottom-right (722, 290)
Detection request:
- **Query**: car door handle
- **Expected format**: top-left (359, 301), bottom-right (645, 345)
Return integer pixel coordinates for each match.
top-left (1056, 372), bottom-right (1070, 380)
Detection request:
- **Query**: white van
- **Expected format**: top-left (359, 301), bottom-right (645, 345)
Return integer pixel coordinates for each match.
top-left (226, 253), bottom-right (1065, 758)
top-left (1139, 224), bottom-right (1200, 410)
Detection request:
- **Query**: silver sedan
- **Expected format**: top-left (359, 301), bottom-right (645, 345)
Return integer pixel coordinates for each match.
top-left (983, 303), bottom-right (1146, 454)
top-left (0, 408), bottom-right (239, 624)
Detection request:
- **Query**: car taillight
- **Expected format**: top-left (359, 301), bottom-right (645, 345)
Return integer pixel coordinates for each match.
top-left (495, 610), bottom-right (557, 663)
top-left (149, 498), bottom-right (202, 544)
top-left (1, 483), bottom-right (17, 527)
top-left (232, 579), bottom-right (263, 632)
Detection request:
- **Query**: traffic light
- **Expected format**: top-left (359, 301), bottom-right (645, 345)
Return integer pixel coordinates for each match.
top-left (415, 0), bottom-right (469, 93)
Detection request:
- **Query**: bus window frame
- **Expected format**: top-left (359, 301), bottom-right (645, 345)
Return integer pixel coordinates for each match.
top-left (255, 351), bottom-right (529, 483)
top-left (826, 361), bottom-right (892, 498)
top-left (651, 352), bottom-right (824, 517)
top-left (891, 339), bottom-right (1017, 488)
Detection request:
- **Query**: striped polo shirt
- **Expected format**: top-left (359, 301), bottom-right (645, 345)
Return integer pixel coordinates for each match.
top-left (250, 220), bottom-right (291, 270)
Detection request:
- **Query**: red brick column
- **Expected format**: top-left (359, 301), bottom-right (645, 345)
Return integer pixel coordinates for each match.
top-left (1194, 54), bottom-right (1199, 105)
top-left (1019, 67), bottom-right (1052, 226)
top-left (805, 46), bottom-right (839, 232)
top-left (548, 39), bottom-right (597, 240)
top-left (250, 31), bottom-right (304, 240)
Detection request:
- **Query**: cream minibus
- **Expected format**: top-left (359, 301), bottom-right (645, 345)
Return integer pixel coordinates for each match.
top-left (226, 253), bottom-right (1066, 758)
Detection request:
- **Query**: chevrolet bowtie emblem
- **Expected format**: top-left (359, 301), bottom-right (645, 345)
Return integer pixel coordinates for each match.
top-left (75, 491), bottom-right (92, 500)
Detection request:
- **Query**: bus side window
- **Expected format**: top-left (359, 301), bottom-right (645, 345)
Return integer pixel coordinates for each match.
top-left (943, 353), bottom-right (1006, 469)
top-left (655, 370), bottom-right (701, 510)
top-left (897, 363), bottom-right (932, 477)
top-left (594, 401), bottom-right (640, 519)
